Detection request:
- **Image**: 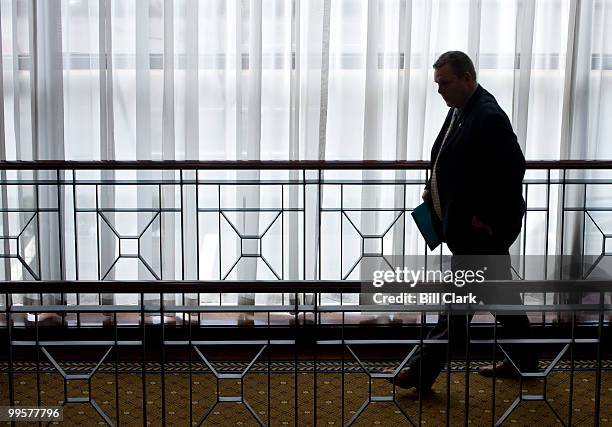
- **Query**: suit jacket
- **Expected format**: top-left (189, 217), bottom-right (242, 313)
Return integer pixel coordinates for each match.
top-left (426, 85), bottom-right (526, 254)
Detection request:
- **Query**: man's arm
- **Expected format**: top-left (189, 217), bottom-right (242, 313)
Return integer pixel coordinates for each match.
top-left (472, 111), bottom-right (525, 240)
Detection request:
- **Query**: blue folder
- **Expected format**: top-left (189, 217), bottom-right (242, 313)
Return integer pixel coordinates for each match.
top-left (411, 201), bottom-right (442, 250)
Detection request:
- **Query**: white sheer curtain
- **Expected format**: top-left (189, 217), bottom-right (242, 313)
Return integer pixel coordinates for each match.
top-left (1, 0), bottom-right (611, 294)
top-left (1, 0), bottom-right (608, 161)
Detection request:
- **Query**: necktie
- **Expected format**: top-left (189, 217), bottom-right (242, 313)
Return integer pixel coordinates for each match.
top-left (430, 108), bottom-right (458, 220)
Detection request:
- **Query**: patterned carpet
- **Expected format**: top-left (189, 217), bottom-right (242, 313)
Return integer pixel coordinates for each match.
top-left (1, 361), bottom-right (611, 426)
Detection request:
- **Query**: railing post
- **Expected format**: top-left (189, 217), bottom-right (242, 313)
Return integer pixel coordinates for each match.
top-left (594, 291), bottom-right (603, 426)
top-left (6, 292), bottom-right (14, 410)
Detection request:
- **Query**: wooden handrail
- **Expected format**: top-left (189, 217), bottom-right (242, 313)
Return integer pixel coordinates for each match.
top-left (1, 279), bottom-right (611, 293)
top-left (0, 159), bottom-right (611, 170)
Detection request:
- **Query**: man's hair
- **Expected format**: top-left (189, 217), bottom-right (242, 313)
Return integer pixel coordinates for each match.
top-left (433, 51), bottom-right (477, 81)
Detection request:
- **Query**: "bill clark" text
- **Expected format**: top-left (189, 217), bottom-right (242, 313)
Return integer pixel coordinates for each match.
top-left (373, 292), bottom-right (477, 304)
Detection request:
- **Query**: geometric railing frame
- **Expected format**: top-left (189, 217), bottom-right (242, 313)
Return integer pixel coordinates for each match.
top-left (41, 345), bottom-right (116, 426)
top-left (583, 210), bottom-right (612, 280)
top-left (10, 338), bottom-right (142, 427)
top-left (0, 211), bottom-right (41, 280)
top-left (494, 343), bottom-right (568, 426)
top-left (98, 211), bottom-right (161, 280)
top-left (341, 211), bottom-right (403, 280)
top-left (343, 342), bottom-right (419, 427)
top-left (193, 342), bottom-right (269, 426)
top-left (469, 338), bottom-right (600, 427)
top-left (220, 211), bottom-right (282, 281)
top-left (317, 339), bottom-right (450, 427)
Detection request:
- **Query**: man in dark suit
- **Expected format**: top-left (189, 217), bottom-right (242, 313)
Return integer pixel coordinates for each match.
top-left (392, 51), bottom-right (537, 393)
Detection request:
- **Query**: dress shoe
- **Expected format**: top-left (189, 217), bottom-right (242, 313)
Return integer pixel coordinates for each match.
top-left (479, 360), bottom-right (522, 378)
top-left (385, 367), bottom-right (418, 389)
top-left (385, 367), bottom-right (433, 397)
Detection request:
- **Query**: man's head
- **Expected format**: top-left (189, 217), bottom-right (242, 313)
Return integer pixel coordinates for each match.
top-left (433, 51), bottom-right (477, 108)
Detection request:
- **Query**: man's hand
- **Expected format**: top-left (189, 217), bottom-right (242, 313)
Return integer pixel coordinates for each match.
top-left (422, 190), bottom-right (431, 201)
top-left (472, 216), bottom-right (493, 237)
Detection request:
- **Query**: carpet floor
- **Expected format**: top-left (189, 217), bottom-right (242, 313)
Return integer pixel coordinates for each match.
top-left (1, 361), bottom-right (611, 426)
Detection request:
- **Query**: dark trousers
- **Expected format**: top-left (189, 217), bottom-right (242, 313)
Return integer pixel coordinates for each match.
top-left (407, 248), bottom-right (536, 390)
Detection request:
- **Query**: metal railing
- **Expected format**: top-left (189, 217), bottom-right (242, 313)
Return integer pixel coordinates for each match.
top-left (0, 160), bottom-right (610, 283)
top-left (1, 280), bottom-right (611, 426)
top-left (0, 160), bottom-right (611, 425)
